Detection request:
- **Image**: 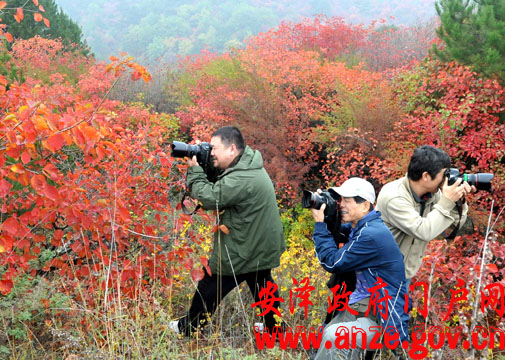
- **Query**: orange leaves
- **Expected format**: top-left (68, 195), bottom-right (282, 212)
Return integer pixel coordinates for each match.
top-left (3, 32), bottom-right (13, 42)
top-left (0, 2), bottom-right (6, 10)
top-left (14, 7), bottom-right (24, 23)
top-left (211, 224), bottom-right (231, 234)
top-left (34, 13), bottom-right (42, 22)
top-left (45, 133), bottom-right (65, 152)
top-left (218, 224), bottom-right (230, 234)
top-left (0, 234), bottom-right (14, 253)
top-left (43, 17), bottom-right (49, 28)
top-left (107, 54), bottom-right (152, 83)
top-left (32, 0), bottom-right (39, 6)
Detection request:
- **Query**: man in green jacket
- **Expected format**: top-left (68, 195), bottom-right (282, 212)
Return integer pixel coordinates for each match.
top-left (376, 145), bottom-right (475, 280)
top-left (170, 126), bottom-right (286, 336)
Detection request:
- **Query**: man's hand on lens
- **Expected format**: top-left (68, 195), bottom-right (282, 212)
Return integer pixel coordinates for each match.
top-left (187, 155), bottom-right (199, 167)
top-left (311, 203), bottom-right (326, 223)
top-left (442, 177), bottom-right (472, 202)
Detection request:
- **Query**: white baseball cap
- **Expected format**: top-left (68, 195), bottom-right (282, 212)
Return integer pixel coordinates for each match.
top-left (330, 177), bottom-right (376, 204)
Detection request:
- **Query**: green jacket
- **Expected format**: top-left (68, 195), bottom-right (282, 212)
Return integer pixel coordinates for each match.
top-left (186, 146), bottom-right (286, 275)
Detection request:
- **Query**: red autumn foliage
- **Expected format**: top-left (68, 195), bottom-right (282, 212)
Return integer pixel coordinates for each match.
top-left (392, 60), bottom-right (505, 218)
top-left (0, 39), bottom-right (208, 298)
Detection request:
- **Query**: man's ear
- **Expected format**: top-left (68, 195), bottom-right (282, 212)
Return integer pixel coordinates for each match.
top-left (229, 143), bottom-right (237, 155)
top-left (421, 171), bottom-right (431, 182)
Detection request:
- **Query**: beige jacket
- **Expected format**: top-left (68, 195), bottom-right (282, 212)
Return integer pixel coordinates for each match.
top-left (376, 176), bottom-right (468, 279)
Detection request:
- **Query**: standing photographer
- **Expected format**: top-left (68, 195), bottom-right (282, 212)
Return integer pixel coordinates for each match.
top-left (310, 177), bottom-right (409, 360)
top-left (170, 126), bottom-right (286, 336)
top-left (376, 145), bottom-right (476, 281)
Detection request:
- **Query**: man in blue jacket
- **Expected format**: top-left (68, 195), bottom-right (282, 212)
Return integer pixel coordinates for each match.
top-left (311, 177), bottom-right (409, 360)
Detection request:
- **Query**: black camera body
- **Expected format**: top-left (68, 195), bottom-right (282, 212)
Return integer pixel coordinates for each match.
top-left (171, 141), bottom-right (219, 182)
top-left (302, 188), bottom-right (356, 323)
top-left (445, 168), bottom-right (494, 192)
top-left (302, 188), bottom-right (342, 241)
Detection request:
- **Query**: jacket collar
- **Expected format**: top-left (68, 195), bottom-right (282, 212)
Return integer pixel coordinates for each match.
top-left (402, 176), bottom-right (435, 204)
top-left (352, 209), bottom-right (380, 232)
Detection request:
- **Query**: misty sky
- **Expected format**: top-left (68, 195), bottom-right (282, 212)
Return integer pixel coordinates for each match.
top-left (55, 0), bottom-right (438, 61)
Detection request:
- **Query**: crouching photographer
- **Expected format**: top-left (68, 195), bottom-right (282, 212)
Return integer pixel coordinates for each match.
top-left (308, 178), bottom-right (409, 360)
top-left (169, 126), bottom-right (286, 336)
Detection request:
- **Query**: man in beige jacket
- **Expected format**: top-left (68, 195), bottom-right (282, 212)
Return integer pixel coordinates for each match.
top-left (376, 145), bottom-right (475, 280)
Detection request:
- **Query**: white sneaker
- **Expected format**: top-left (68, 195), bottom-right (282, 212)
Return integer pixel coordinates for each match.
top-left (254, 322), bottom-right (264, 332)
top-left (169, 320), bottom-right (180, 334)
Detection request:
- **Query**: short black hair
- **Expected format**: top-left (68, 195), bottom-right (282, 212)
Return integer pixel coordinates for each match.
top-left (353, 196), bottom-right (374, 212)
top-left (212, 126), bottom-right (245, 151)
top-left (407, 145), bottom-right (451, 181)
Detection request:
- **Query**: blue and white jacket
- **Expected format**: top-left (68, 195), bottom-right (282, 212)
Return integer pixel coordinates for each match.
top-left (313, 209), bottom-right (410, 342)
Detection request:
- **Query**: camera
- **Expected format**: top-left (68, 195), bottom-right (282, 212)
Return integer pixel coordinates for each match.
top-left (445, 168), bottom-right (494, 192)
top-left (302, 188), bottom-right (356, 323)
top-left (302, 188), bottom-right (341, 239)
top-left (171, 141), bottom-right (219, 182)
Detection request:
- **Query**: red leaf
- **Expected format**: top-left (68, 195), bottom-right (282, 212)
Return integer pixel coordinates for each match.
top-left (47, 133), bottom-right (65, 152)
top-left (0, 178), bottom-right (12, 198)
top-left (16, 8), bottom-right (24, 20)
top-left (33, 0), bottom-right (39, 6)
top-left (39, 4), bottom-right (45, 12)
top-left (34, 13), bottom-right (42, 22)
top-left (72, 127), bottom-right (86, 146)
top-left (21, 151), bottom-right (31, 165)
top-left (43, 184), bottom-right (59, 201)
top-left (0, 280), bottom-right (13, 295)
top-left (0, 235), bottom-right (14, 253)
top-left (117, 205), bottom-right (131, 222)
top-left (2, 217), bottom-right (21, 236)
top-left (43, 17), bottom-right (50, 27)
top-left (200, 256), bottom-right (212, 276)
top-left (30, 174), bottom-right (47, 193)
top-left (183, 258), bottom-right (194, 271)
top-left (191, 268), bottom-right (205, 282)
top-left (42, 163), bottom-right (59, 180)
top-left (486, 264), bottom-right (499, 273)
top-left (0, 2), bottom-right (7, 10)
top-left (4, 32), bottom-right (13, 42)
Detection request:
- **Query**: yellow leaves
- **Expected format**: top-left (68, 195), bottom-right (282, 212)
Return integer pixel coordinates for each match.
top-left (97, 199), bottom-right (108, 206)
top-left (33, 115), bottom-right (49, 131)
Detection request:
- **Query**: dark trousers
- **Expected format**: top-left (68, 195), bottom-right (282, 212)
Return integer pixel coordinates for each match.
top-left (178, 268), bottom-right (281, 336)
